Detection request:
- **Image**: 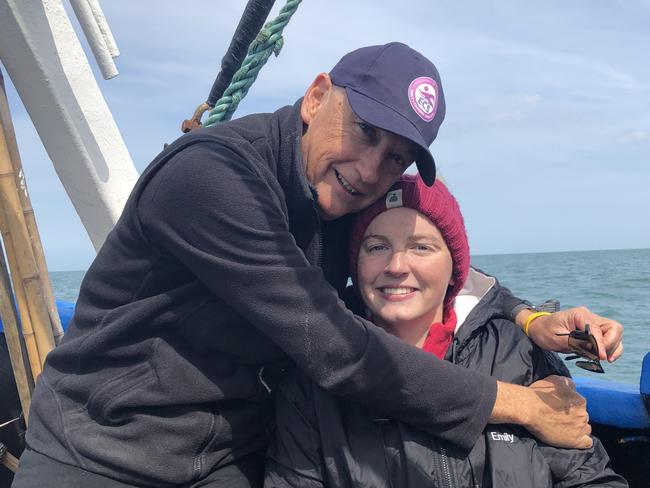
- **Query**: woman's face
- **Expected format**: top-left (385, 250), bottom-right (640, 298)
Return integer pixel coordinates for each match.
top-left (358, 207), bottom-right (454, 330)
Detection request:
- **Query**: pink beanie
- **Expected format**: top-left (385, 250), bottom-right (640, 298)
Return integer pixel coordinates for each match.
top-left (348, 174), bottom-right (470, 314)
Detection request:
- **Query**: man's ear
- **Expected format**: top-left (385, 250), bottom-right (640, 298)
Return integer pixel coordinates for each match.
top-left (301, 73), bottom-right (333, 125)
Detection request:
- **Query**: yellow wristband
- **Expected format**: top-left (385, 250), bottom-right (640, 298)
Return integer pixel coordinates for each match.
top-left (523, 311), bottom-right (551, 336)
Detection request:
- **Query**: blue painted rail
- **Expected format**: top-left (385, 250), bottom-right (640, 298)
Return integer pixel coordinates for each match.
top-left (575, 352), bottom-right (650, 430)
top-left (0, 299), bottom-right (74, 334)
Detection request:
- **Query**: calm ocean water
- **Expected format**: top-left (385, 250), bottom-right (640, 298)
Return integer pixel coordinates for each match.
top-left (472, 248), bottom-right (649, 385)
top-left (50, 248), bottom-right (649, 385)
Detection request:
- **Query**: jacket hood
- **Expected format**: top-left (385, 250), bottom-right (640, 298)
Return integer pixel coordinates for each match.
top-left (453, 268), bottom-right (506, 344)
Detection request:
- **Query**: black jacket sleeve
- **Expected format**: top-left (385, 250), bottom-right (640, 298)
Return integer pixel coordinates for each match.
top-left (137, 142), bottom-right (496, 450)
top-left (529, 347), bottom-right (628, 487)
top-left (264, 374), bottom-right (325, 488)
top-left (539, 438), bottom-right (628, 488)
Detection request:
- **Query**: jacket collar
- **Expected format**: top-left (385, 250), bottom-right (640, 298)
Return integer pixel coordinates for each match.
top-left (271, 100), bottom-right (324, 266)
top-left (453, 268), bottom-right (503, 344)
top-left (274, 99), bottom-right (315, 208)
top-left (455, 268), bottom-right (496, 329)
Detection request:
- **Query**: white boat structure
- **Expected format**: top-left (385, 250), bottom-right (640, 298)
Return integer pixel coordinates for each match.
top-left (1, 0), bottom-right (138, 250)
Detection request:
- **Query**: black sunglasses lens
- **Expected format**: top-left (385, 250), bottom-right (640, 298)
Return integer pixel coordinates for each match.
top-left (576, 360), bottom-right (605, 374)
top-left (568, 336), bottom-right (599, 361)
top-left (560, 325), bottom-right (605, 373)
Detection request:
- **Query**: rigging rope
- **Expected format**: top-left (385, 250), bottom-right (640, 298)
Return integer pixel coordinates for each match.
top-left (203, 0), bottom-right (302, 127)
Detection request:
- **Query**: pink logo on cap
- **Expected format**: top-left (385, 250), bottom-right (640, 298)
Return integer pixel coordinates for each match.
top-left (408, 77), bottom-right (439, 122)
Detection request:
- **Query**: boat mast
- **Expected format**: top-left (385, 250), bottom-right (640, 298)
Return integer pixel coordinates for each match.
top-left (0, 0), bottom-right (139, 250)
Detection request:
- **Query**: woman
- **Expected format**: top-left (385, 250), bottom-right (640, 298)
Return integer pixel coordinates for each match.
top-left (264, 174), bottom-right (626, 487)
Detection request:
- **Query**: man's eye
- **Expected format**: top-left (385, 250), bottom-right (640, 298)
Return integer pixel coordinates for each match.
top-left (391, 153), bottom-right (407, 167)
top-left (357, 122), bottom-right (375, 138)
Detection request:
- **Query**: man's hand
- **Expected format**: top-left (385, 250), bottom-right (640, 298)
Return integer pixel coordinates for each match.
top-left (490, 376), bottom-right (592, 449)
top-left (518, 306), bottom-right (624, 362)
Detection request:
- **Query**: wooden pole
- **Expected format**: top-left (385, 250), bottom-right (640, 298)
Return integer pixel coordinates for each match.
top-left (0, 441), bottom-right (19, 473)
top-left (0, 70), bottom-right (64, 345)
top-left (0, 204), bottom-right (42, 380)
top-left (0, 238), bottom-right (33, 421)
top-left (0, 107), bottom-right (55, 371)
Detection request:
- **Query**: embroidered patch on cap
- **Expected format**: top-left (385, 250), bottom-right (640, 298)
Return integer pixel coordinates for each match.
top-left (386, 189), bottom-right (403, 208)
top-left (408, 77), bottom-right (439, 122)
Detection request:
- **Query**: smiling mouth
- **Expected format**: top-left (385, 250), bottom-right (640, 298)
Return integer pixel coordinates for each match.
top-left (335, 170), bottom-right (360, 196)
top-left (378, 287), bottom-right (417, 295)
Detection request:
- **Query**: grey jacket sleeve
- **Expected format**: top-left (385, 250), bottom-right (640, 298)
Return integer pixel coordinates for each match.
top-left (264, 374), bottom-right (324, 488)
top-left (138, 142), bottom-right (496, 450)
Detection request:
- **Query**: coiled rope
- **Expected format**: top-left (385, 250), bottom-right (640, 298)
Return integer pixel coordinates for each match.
top-left (203, 0), bottom-right (302, 127)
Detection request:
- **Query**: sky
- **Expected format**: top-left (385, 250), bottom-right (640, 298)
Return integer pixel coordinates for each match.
top-left (3, 0), bottom-right (650, 271)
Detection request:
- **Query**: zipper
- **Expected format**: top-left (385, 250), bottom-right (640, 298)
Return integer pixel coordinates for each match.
top-left (311, 190), bottom-right (323, 267)
top-left (450, 336), bottom-right (460, 364)
top-left (430, 438), bottom-right (457, 488)
top-left (317, 228), bottom-right (323, 268)
top-left (314, 211), bottom-right (323, 268)
top-left (439, 444), bottom-right (455, 488)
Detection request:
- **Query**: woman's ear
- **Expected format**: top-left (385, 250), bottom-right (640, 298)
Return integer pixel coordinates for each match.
top-left (301, 73), bottom-right (333, 125)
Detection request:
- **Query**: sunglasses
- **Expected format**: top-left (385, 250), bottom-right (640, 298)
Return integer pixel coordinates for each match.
top-left (555, 324), bottom-right (605, 374)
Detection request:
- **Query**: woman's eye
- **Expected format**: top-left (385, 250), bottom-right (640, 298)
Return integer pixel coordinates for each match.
top-left (366, 243), bottom-right (388, 253)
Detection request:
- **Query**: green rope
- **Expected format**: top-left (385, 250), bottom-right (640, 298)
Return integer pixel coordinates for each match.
top-left (204, 0), bottom-right (302, 126)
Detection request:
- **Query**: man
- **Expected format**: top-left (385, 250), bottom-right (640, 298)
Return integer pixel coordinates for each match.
top-left (13, 42), bottom-right (622, 487)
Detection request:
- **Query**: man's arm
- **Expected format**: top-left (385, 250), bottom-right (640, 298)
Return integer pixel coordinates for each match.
top-left (491, 377), bottom-right (593, 449)
top-left (492, 279), bottom-right (624, 361)
top-left (139, 143), bottom-right (588, 450)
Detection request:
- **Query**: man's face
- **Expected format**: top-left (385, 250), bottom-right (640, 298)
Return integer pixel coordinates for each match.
top-left (301, 75), bottom-right (417, 220)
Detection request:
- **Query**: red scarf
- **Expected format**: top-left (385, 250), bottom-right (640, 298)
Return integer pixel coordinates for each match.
top-left (422, 309), bottom-right (457, 359)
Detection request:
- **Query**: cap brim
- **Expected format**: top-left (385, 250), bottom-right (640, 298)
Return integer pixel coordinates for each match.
top-left (344, 87), bottom-right (436, 186)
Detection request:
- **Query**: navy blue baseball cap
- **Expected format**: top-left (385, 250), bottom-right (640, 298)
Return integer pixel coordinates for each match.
top-left (330, 42), bottom-right (445, 186)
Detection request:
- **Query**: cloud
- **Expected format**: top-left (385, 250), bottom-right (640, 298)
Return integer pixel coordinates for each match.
top-left (618, 129), bottom-right (649, 143)
top-left (5, 0), bottom-right (649, 270)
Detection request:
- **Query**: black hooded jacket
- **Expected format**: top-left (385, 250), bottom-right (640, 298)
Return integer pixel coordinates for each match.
top-left (265, 269), bottom-right (627, 488)
top-left (22, 103), bottom-right (521, 486)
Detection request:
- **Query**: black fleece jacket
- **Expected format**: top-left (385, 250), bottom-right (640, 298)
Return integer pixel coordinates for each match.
top-left (26, 102), bottom-right (503, 486)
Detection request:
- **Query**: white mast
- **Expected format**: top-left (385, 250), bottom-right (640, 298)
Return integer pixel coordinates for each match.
top-left (0, 0), bottom-right (139, 250)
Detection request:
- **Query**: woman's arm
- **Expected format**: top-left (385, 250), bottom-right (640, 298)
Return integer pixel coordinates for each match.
top-left (523, 307), bottom-right (624, 362)
top-left (478, 269), bottom-right (624, 361)
top-left (539, 438), bottom-right (628, 488)
top-left (526, 344), bottom-right (626, 485)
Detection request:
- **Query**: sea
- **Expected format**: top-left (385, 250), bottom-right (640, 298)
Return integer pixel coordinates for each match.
top-left (50, 248), bottom-right (650, 385)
